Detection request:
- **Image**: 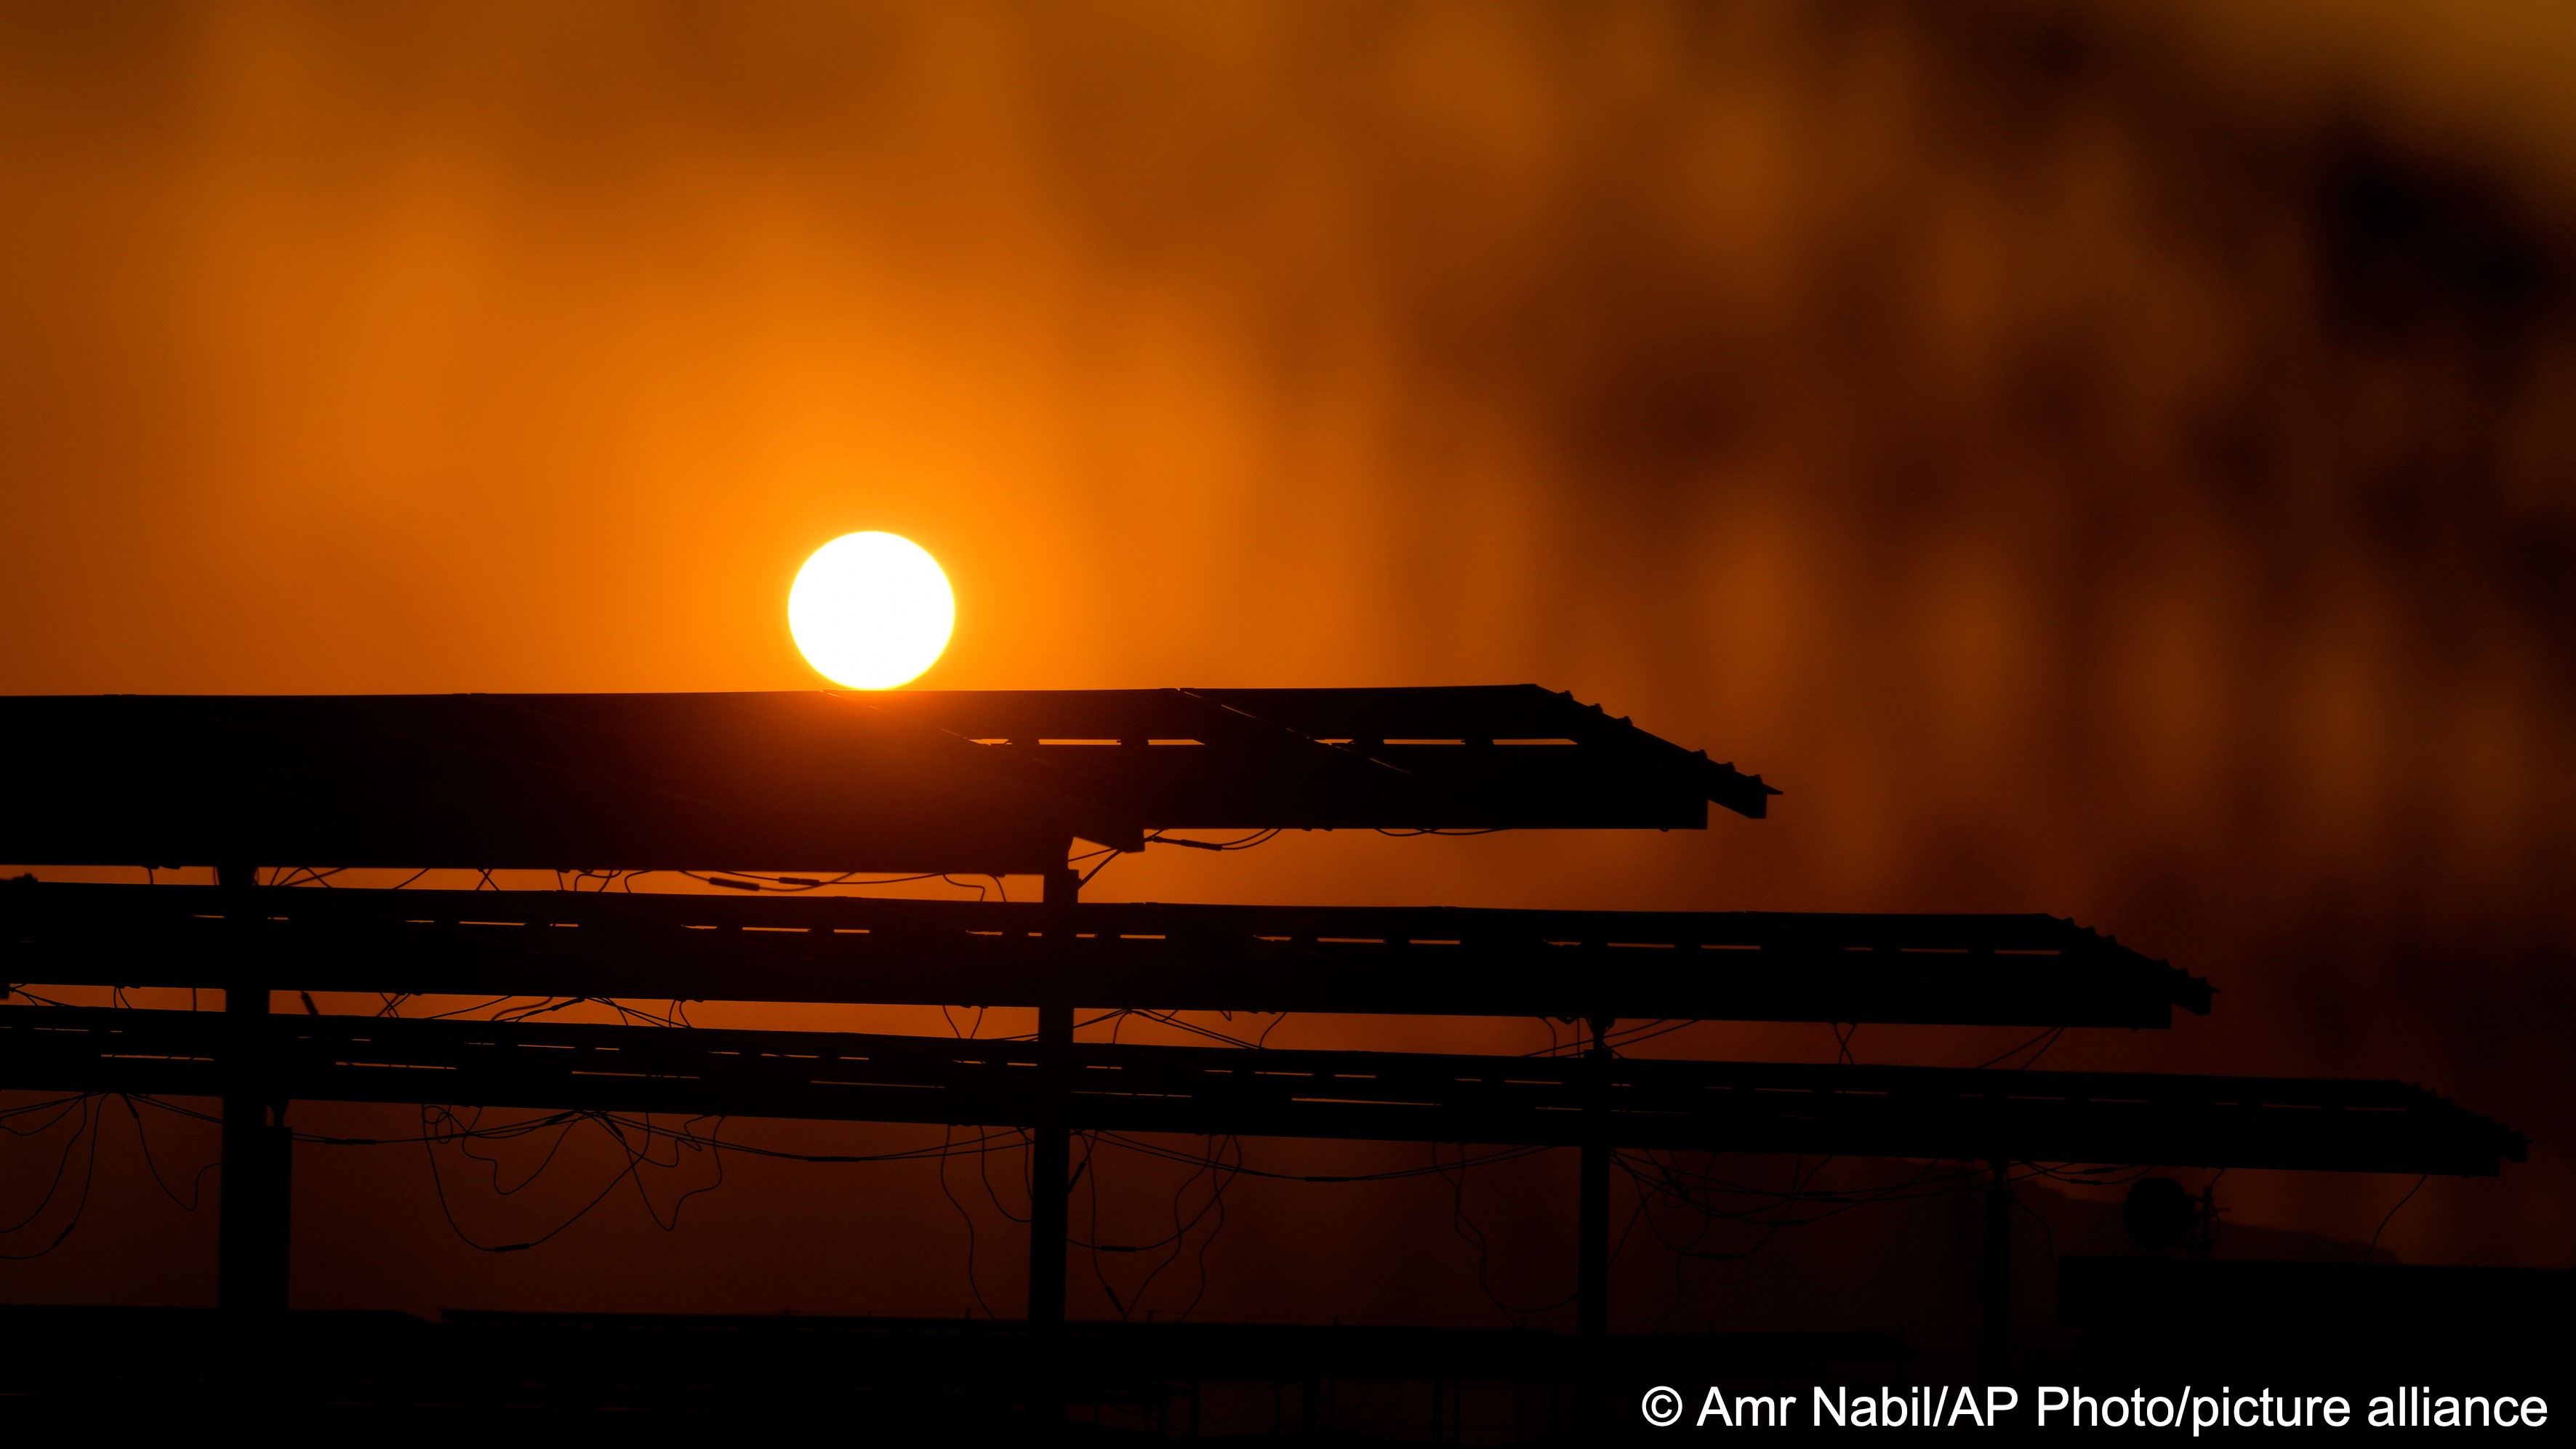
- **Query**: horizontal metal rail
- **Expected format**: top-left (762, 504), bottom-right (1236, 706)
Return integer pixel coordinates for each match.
top-left (0, 1005), bottom-right (2519, 1174)
top-left (873, 684), bottom-right (1781, 822)
top-left (3, 883), bottom-right (2210, 1027)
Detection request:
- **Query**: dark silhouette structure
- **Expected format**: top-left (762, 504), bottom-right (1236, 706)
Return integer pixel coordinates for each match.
top-left (0, 687), bottom-right (1773, 872)
top-left (0, 688), bottom-right (2530, 1426)
top-left (2061, 1259), bottom-right (2572, 1384)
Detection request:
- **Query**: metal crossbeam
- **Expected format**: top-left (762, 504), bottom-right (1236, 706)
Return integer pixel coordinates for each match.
top-left (0, 1006), bottom-right (2519, 1174)
top-left (0, 1305), bottom-right (1905, 1400)
top-left (4, 883), bottom-right (2210, 1027)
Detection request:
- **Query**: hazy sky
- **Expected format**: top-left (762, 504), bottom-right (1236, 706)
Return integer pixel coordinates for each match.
top-left (4, 1), bottom-right (2570, 1312)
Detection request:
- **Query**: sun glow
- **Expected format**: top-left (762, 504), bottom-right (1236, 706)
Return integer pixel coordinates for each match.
top-left (787, 531), bottom-right (955, 689)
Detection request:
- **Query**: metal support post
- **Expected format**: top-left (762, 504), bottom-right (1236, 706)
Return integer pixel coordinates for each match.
top-left (217, 863), bottom-right (290, 1316)
top-left (1981, 1156), bottom-right (2010, 1381)
top-left (1576, 1016), bottom-right (1613, 1430)
top-left (1028, 864), bottom-right (1080, 1331)
top-left (1577, 1016), bottom-right (1612, 1340)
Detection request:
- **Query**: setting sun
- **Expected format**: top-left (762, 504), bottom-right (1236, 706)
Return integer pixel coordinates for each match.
top-left (787, 531), bottom-right (954, 689)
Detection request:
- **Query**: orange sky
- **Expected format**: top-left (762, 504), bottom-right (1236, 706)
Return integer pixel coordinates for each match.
top-left (4, 1), bottom-right (2572, 1322)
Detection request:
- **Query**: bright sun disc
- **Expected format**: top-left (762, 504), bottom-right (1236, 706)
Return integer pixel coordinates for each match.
top-left (788, 531), bottom-right (955, 689)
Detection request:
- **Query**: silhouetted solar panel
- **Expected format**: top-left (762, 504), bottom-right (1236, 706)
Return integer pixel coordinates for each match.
top-left (0, 686), bottom-right (1774, 874)
top-left (0, 1005), bottom-right (2521, 1175)
top-left (2, 882), bottom-right (2209, 1027)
